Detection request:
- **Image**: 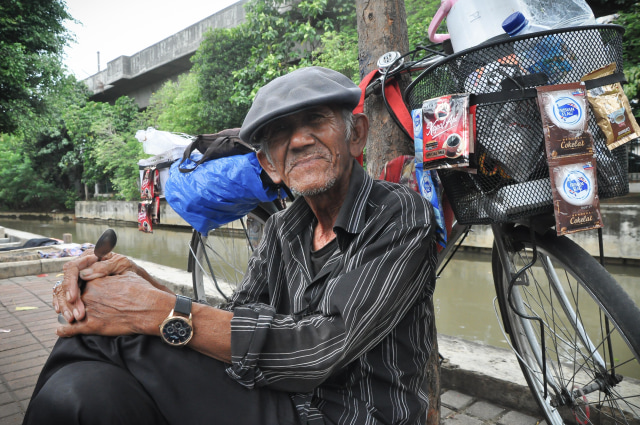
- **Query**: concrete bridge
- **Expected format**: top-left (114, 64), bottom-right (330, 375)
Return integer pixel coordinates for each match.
top-left (83, 0), bottom-right (248, 108)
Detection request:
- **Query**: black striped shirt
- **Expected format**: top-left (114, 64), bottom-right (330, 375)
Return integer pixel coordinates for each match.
top-left (226, 162), bottom-right (437, 425)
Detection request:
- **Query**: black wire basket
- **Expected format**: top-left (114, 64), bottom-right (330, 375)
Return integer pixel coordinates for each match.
top-left (405, 25), bottom-right (629, 225)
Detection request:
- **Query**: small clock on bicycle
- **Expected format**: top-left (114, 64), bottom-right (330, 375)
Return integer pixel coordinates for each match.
top-left (160, 294), bottom-right (193, 347)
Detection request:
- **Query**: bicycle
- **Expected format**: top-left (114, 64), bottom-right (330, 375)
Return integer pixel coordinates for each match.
top-left (186, 24), bottom-right (640, 425)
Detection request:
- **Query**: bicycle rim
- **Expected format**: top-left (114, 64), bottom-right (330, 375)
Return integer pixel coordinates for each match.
top-left (190, 209), bottom-right (270, 303)
top-left (493, 226), bottom-right (640, 425)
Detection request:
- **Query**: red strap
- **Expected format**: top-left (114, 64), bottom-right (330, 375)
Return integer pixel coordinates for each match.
top-left (352, 70), bottom-right (414, 166)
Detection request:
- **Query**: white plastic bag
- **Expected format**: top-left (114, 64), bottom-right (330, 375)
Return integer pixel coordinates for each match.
top-left (135, 127), bottom-right (194, 155)
top-left (521, 0), bottom-right (596, 29)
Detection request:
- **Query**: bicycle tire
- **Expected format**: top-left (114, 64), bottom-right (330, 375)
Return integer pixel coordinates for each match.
top-left (492, 225), bottom-right (640, 425)
top-left (189, 205), bottom-right (273, 304)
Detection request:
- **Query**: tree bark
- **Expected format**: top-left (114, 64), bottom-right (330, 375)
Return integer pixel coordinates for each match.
top-left (355, 2), bottom-right (441, 424)
top-left (355, 0), bottom-right (414, 178)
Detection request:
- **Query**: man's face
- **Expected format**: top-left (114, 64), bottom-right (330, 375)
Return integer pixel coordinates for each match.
top-left (259, 105), bottom-right (354, 197)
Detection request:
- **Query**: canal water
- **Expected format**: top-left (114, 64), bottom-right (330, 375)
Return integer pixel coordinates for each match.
top-left (1, 218), bottom-right (639, 352)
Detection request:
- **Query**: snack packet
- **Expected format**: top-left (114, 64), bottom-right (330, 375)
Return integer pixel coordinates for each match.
top-left (152, 196), bottom-right (161, 225)
top-left (416, 165), bottom-right (446, 248)
top-left (581, 63), bottom-right (640, 151)
top-left (421, 94), bottom-right (471, 170)
top-left (141, 167), bottom-right (155, 199)
top-left (412, 108), bottom-right (423, 168)
top-left (138, 202), bottom-right (153, 233)
top-left (548, 154), bottom-right (603, 236)
top-left (537, 82), bottom-right (593, 159)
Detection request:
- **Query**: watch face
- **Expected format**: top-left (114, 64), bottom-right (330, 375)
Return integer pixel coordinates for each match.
top-left (160, 317), bottom-right (193, 346)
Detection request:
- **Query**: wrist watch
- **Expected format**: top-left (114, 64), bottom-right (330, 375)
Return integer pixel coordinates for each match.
top-left (159, 294), bottom-right (193, 347)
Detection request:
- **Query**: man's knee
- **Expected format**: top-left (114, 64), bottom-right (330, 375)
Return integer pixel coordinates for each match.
top-left (24, 361), bottom-right (168, 425)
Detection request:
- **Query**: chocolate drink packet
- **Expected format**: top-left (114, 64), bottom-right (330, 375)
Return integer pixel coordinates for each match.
top-left (548, 154), bottom-right (603, 236)
top-left (537, 83), bottom-right (593, 159)
top-left (421, 94), bottom-right (471, 171)
top-left (152, 196), bottom-right (161, 225)
top-left (141, 167), bottom-right (155, 200)
top-left (138, 201), bottom-right (153, 233)
top-left (581, 63), bottom-right (640, 151)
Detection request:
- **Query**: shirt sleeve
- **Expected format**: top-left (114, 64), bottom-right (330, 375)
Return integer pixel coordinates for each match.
top-left (227, 190), bottom-right (436, 393)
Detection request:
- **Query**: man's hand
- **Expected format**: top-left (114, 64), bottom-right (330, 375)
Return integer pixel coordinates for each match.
top-left (56, 271), bottom-right (172, 338)
top-left (53, 251), bottom-right (99, 323)
top-left (53, 251), bottom-right (168, 323)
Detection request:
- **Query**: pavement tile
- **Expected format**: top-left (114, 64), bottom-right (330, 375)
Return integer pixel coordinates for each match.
top-left (0, 335), bottom-right (39, 351)
top-left (441, 405), bottom-right (454, 419)
top-left (442, 413), bottom-right (484, 425)
top-left (0, 345), bottom-right (47, 362)
top-left (0, 356), bottom-right (49, 375)
top-left (0, 402), bottom-right (21, 419)
top-left (498, 410), bottom-right (541, 425)
top-left (1, 413), bottom-right (24, 425)
top-left (0, 391), bottom-right (13, 406)
top-left (465, 400), bottom-right (506, 421)
top-left (6, 373), bottom-right (39, 391)
top-left (441, 390), bottom-right (475, 410)
top-left (3, 365), bottom-right (42, 383)
top-left (12, 387), bottom-right (34, 403)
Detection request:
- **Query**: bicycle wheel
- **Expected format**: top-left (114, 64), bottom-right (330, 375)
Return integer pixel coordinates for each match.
top-left (492, 225), bottom-right (640, 425)
top-left (189, 205), bottom-right (273, 304)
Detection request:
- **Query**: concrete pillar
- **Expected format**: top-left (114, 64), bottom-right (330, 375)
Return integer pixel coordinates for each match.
top-left (62, 233), bottom-right (73, 244)
top-left (0, 226), bottom-right (4, 238)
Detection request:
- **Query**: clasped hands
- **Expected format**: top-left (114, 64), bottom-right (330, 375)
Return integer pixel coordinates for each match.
top-left (53, 250), bottom-right (171, 338)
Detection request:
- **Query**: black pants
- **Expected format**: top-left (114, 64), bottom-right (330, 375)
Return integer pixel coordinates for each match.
top-left (23, 335), bottom-right (302, 425)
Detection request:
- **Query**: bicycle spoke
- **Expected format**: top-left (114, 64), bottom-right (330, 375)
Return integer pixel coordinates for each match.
top-left (493, 227), bottom-right (640, 424)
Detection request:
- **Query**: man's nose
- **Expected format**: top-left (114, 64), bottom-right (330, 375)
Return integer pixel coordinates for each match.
top-left (289, 125), bottom-right (315, 151)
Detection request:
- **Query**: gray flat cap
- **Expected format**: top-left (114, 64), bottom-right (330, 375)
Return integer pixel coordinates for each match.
top-left (240, 66), bottom-right (361, 145)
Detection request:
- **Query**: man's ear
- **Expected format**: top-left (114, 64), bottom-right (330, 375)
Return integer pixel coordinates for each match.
top-left (256, 150), bottom-right (283, 185)
top-left (349, 113), bottom-right (369, 158)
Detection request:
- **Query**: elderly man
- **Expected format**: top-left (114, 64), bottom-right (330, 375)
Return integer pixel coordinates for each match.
top-left (24, 67), bottom-right (436, 425)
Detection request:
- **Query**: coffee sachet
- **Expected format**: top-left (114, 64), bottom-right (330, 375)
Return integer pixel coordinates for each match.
top-left (581, 63), bottom-right (640, 151)
top-left (421, 94), bottom-right (471, 171)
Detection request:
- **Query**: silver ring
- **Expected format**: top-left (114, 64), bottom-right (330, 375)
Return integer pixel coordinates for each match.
top-left (53, 280), bottom-right (62, 290)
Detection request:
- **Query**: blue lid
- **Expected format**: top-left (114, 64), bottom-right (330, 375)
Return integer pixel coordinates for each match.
top-left (502, 11), bottom-right (528, 36)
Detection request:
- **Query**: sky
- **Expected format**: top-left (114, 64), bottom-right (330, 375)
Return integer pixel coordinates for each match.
top-left (63, 0), bottom-right (240, 79)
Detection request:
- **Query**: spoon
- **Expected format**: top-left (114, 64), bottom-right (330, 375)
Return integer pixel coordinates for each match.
top-left (94, 228), bottom-right (117, 260)
top-left (57, 228), bottom-right (118, 324)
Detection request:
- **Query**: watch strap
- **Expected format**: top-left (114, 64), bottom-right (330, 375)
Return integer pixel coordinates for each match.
top-left (174, 294), bottom-right (192, 316)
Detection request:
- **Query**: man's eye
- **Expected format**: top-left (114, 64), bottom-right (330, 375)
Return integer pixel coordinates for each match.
top-left (308, 113), bottom-right (325, 123)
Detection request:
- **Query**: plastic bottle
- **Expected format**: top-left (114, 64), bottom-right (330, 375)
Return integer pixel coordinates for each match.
top-left (502, 11), bottom-right (548, 36)
top-left (502, 11), bottom-right (574, 84)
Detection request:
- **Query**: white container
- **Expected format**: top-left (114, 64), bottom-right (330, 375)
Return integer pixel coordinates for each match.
top-left (428, 0), bottom-right (523, 52)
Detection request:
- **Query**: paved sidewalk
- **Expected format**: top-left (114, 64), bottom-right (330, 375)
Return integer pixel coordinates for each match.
top-left (0, 272), bottom-right (547, 425)
top-left (0, 273), bottom-right (60, 425)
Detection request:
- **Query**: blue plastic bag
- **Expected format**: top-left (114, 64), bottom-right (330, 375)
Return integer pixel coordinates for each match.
top-left (165, 152), bottom-right (278, 234)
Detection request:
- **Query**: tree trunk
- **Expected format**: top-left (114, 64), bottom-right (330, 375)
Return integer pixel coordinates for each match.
top-left (355, 1), bottom-right (441, 424)
top-left (355, 0), bottom-right (414, 178)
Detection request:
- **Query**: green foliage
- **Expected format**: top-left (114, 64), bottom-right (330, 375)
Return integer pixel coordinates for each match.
top-left (312, 29), bottom-right (360, 83)
top-left (406, 0), bottom-right (441, 50)
top-left (615, 4), bottom-right (640, 67)
top-left (145, 72), bottom-right (208, 134)
top-left (231, 0), bottom-right (357, 106)
top-left (613, 3), bottom-right (640, 118)
top-left (0, 0), bottom-right (72, 134)
top-left (190, 26), bottom-right (255, 132)
top-left (63, 96), bottom-right (145, 200)
top-left (0, 134), bottom-right (71, 211)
